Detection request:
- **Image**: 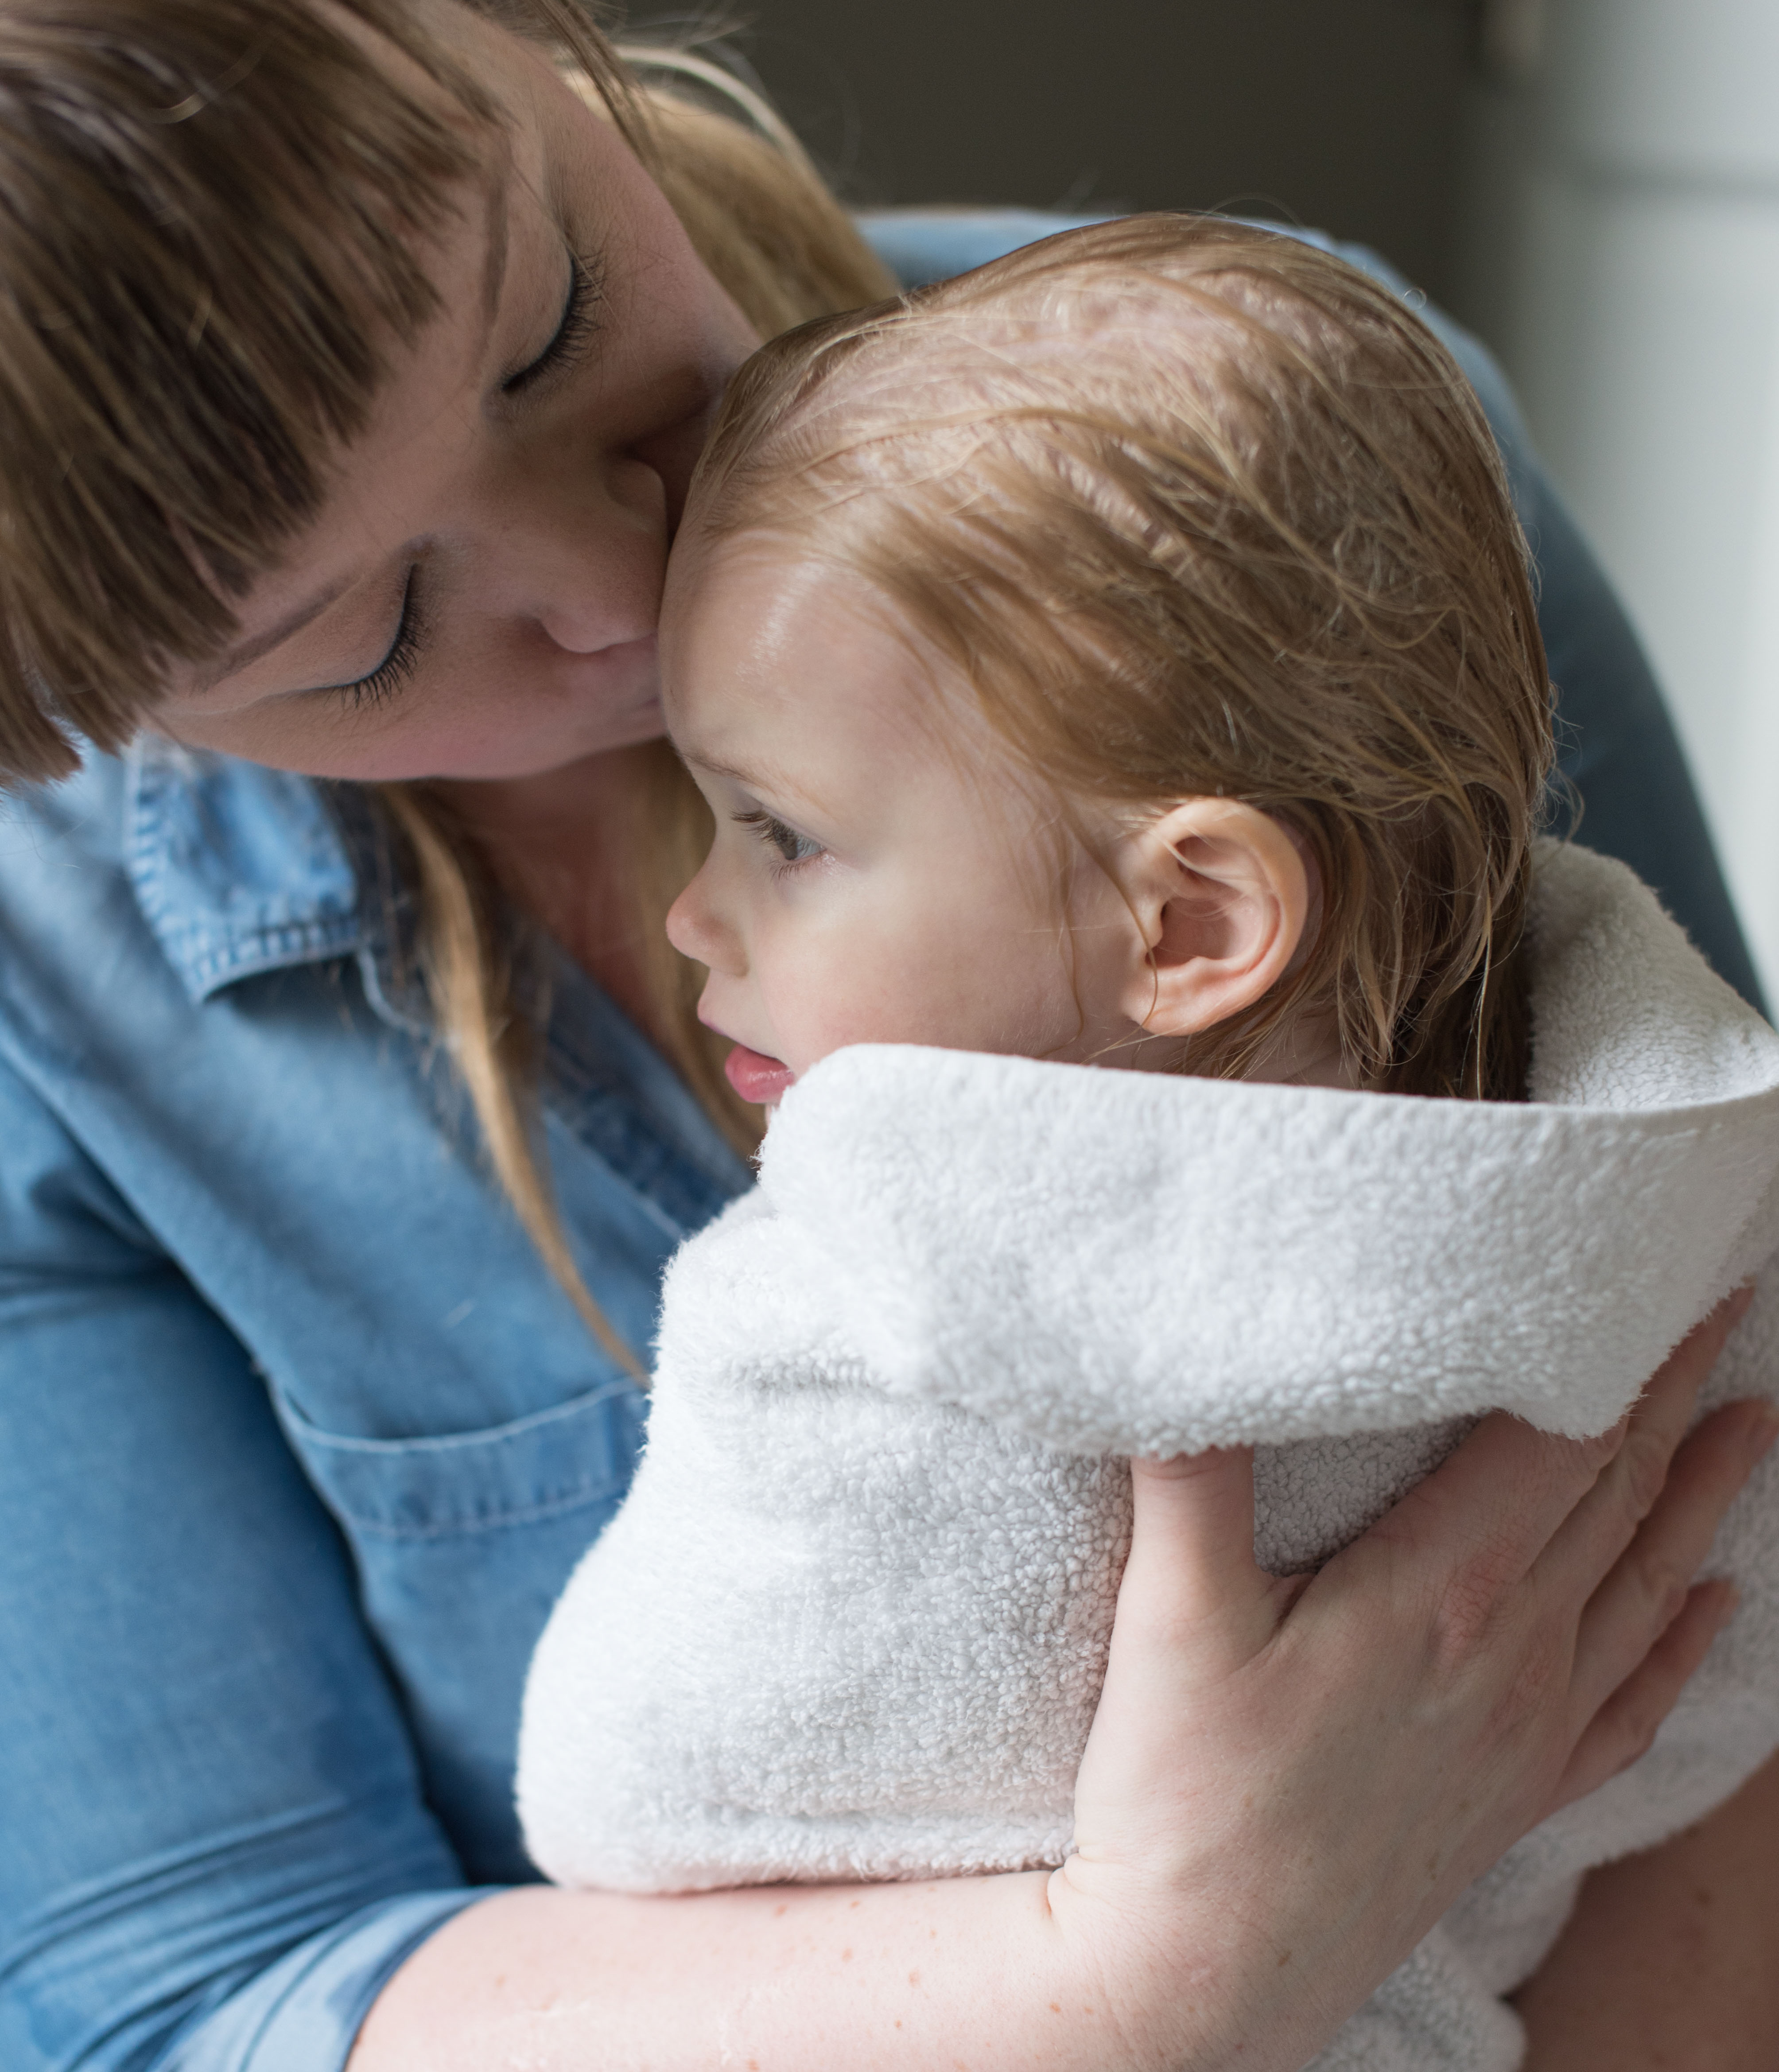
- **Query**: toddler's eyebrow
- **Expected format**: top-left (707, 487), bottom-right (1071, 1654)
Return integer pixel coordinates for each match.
top-left (680, 743), bottom-right (829, 819)
top-left (681, 745), bottom-right (785, 793)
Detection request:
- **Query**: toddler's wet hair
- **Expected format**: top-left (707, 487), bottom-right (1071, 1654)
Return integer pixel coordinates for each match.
top-left (689, 215), bottom-right (1554, 1100)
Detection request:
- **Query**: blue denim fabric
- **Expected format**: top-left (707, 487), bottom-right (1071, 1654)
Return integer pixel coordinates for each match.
top-left (0, 211), bottom-right (1764, 2072)
top-left (0, 749), bottom-right (748, 2072)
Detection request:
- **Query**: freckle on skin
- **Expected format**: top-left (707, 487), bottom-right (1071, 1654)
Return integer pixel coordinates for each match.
top-left (1049, 2002), bottom-right (1061, 2014)
top-left (842, 1948), bottom-right (852, 1961)
top-left (773, 1902), bottom-right (788, 1917)
top-left (908, 1970), bottom-right (920, 1986)
top-left (1278, 1949), bottom-right (1292, 1967)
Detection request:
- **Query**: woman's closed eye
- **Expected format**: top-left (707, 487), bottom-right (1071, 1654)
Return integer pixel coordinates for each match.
top-left (734, 807), bottom-right (825, 870)
top-left (330, 565), bottom-right (426, 711)
top-left (503, 249), bottom-right (604, 397)
top-left (311, 247), bottom-right (603, 714)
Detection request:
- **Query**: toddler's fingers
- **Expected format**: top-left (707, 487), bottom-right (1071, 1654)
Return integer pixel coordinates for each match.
top-left (1548, 1579), bottom-right (1739, 1813)
top-left (1562, 1396), bottom-right (1779, 1724)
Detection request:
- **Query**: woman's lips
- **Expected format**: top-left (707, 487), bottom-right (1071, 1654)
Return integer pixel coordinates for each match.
top-left (722, 1042), bottom-right (796, 1106)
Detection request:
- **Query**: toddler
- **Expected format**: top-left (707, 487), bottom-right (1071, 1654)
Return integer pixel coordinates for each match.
top-left (517, 218), bottom-right (1779, 2071)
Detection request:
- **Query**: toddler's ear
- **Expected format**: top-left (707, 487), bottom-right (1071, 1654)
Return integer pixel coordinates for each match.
top-left (1113, 799), bottom-right (1312, 1037)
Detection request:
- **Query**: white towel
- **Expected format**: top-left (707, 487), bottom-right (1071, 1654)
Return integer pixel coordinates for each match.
top-left (518, 841), bottom-right (1779, 2070)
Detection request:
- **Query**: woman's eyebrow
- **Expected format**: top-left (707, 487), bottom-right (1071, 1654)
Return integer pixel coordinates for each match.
top-left (198, 576), bottom-right (354, 689)
top-left (479, 145), bottom-right (513, 327)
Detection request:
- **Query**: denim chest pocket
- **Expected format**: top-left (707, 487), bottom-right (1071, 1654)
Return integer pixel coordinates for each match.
top-left (269, 1379), bottom-right (649, 1885)
top-left (273, 1379), bottom-right (647, 1540)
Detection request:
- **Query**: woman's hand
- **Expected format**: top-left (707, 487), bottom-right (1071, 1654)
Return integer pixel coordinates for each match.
top-left (350, 1294), bottom-right (1770, 2072)
top-left (1054, 1288), bottom-right (1773, 2072)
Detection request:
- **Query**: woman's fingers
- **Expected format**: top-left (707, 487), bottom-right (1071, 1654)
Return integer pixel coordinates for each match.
top-left (1550, 1580), bottom-right (1739, 1812)
top-left (1371, 1403), bottom-right (1626, 1596)
top-left (1120, 1448), bottom-right (1277, 1655)
top-left (1069, 1449), bottom-right (1279, 1871)
top-left (1535, 1289), bottom-right (1760, 1609)
top-left (1376, 1289), bottom-right (1757, 1606)
top-left (1563, 1397), bottom-right (1779, 1725)
top-left (1388, 1412), bottom-right (1621, 1589)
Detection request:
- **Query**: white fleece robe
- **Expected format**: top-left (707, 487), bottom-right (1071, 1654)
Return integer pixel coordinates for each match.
top-left (517, 841), bottom-right (1779, 2072)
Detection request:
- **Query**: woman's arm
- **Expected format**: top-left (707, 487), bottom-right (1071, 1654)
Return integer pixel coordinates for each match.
top-left (350, 1298), bottom-right (1771, 2072)
top-left (1516, 1746), bottom-right (1779, 2069)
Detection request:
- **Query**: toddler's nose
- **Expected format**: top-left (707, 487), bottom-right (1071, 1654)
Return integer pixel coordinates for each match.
top-left (666, 868), bottom-right (746, 976)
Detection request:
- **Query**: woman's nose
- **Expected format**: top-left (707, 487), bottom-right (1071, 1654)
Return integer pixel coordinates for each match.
top-left (494, 447), bottom-right (670, 655)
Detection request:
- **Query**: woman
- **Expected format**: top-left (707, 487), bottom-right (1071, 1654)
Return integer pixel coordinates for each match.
top-left (0, 4), bottom-right (1771, 2069)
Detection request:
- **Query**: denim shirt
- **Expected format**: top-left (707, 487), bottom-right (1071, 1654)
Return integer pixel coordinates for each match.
top-left (0, 214), bottom-right (1763, 2072)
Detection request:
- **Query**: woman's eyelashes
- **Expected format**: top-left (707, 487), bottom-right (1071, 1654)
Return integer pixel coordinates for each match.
top-left (315, 240), bottom-right (604, 715)
top-left (502, 248), bottom-right (604, 397)
top-left (334, 567), bottom-right (426, 711)
top-left (734, 806), bottom-right (825, 871)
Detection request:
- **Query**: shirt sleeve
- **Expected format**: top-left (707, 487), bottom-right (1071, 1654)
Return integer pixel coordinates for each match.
top-left (0, 1059), bottom-right (485, 2072)
top-left (858, 208), bottom-right (1768, 1015)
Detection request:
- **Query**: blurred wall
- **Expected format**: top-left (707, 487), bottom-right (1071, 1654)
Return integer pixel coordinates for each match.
top-left (1456, 0), bottom-right (1779, 1001)
top-left (696, 0), bottom-right (1476, 304)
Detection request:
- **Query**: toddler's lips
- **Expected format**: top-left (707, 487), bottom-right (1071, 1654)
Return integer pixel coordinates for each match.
top-left (722, 1042), bottom-right (796, 1106)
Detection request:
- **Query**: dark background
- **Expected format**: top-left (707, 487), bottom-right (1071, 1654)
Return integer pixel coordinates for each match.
top-left (636, 1), bottom-right (1492, 311)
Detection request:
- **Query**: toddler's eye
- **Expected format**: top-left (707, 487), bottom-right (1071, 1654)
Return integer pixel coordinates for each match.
top-left (735, 807), bottom-right (825, 868)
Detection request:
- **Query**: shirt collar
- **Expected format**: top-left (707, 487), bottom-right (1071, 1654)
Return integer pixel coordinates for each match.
top-left (121, 734), bottom-right (753, 1212)
top-left (124, 735), bottom-right (365, 1003)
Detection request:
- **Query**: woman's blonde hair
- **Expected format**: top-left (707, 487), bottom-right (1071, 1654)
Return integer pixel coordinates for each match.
top-left (689, 218), bottom-right (1554, 1101)
top-left (0, 0), bottom-right (893, 1367)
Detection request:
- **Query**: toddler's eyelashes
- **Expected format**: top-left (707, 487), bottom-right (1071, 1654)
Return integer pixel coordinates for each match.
top-left (735, 807), bottom-right (824, 868)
